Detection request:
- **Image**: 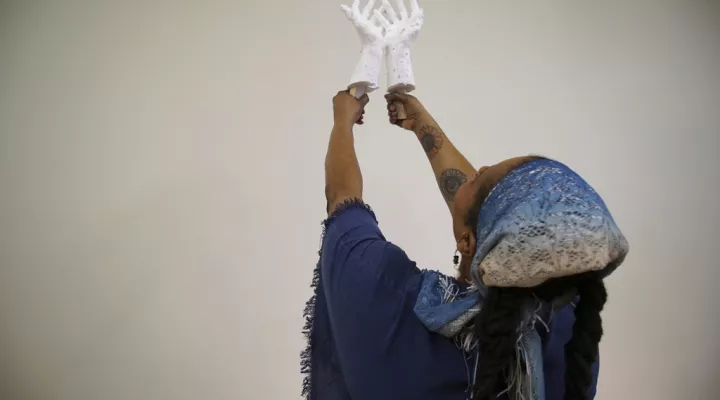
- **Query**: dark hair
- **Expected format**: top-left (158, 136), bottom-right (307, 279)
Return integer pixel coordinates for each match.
top-left (464, 155), bottom-right (545, 231)
top-left (472, 273), bottom-right (606, 400)
top-left (468, 158), bottom-right (607, 400)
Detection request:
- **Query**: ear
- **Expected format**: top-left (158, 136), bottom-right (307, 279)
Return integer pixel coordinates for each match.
top-left (456, 231), bottom-right (477, 284)
top-left (457, 231), bottom-right (476, 257)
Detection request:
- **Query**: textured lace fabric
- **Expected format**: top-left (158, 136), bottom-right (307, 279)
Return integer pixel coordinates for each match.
top-left (471, 159), bottom-right (629, 288)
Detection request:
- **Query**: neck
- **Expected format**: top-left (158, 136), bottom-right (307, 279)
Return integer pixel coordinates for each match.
top-left (456, 257), bottom-right (473, 284)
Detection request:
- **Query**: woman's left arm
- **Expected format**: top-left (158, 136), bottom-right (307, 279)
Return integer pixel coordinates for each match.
top-left (325, 91), bottom-right (369, 214)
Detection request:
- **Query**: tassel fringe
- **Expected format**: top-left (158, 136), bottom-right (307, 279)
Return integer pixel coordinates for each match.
top-left (300, 198), bottom-right (375, 399)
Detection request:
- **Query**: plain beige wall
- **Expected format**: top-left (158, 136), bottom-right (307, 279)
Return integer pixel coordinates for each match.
top-left (1, 1), bottom-right (718, 399)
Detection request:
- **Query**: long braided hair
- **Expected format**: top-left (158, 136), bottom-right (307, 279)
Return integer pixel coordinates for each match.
top-left (472, 273), bottom-right (607, 400)
top-left (465, 163), bottom-right (608, 400)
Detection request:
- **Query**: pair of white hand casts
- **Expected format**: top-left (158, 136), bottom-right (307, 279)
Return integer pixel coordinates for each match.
top-left (341, 0), bottom-right (424, 98)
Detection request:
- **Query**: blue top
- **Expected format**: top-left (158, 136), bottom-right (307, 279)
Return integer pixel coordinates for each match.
top-left (305, 203), bottom-right (599, 400)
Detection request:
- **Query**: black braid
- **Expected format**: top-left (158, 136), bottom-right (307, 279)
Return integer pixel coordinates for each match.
top-left (562, 277), bottom-right (607, 400)
top-left (472, 287), bottom-right (528, 400)
top-left (466, 157), bottom-right (608, 399)
top-left (471, 273), bottom-right (607, 400)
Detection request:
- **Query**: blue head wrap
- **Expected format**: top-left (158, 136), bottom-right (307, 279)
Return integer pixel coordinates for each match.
top-left (470, 158), bottom-right (628, 289)
top-left (414, 158), bottom-right (629, 399)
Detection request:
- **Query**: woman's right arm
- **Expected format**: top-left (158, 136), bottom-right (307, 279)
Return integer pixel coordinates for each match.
top-left (386, 93), bottom-right (476, 209)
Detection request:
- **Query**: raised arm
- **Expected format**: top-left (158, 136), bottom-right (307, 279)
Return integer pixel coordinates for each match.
top-left (325, 91), bottom-right (370, 214)
top-left (385, 93), bottom-right (476, 209)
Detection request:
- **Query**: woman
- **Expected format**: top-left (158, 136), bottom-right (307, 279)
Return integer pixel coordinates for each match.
top-left (301, 90), bottom-right (629, 400)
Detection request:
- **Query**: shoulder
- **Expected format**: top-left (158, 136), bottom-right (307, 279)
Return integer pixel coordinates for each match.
top-left (320, 199), bottom-right (421, 291)
top-left (323, 198), bottom-right (381, 241)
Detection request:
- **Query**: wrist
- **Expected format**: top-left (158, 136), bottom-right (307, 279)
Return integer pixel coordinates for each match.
top-left (333, 120), bottom-right (355, 131)
top-left (386, 42), bottom-right (416, 92)
top-left (411, 113), bottom-right (435, 134)
top-left (349, 45), bottom-right (383, 92)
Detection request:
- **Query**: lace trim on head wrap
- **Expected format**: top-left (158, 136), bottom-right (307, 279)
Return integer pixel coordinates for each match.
top-left (467, 158), bottom-right (628, 399)
top-left (470, 158), bottom-right (629, 288)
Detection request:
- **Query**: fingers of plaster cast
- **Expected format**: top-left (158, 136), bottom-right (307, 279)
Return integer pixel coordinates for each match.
top-left (410, 0), bottom-right (421, 16)
top-left (395, 0), bottom-right (409, 19)
top-left (343, 1), bottom-right (385, 92)
top-left (343, 0), bottom-right (423, 93)
top-left (383, 0), bottom-right (399, 22)
top-left (379, 0), bottom-right (424, 91)
top-left (362, 0), bottom-right (376, 19)
top-left (373, 9), bottom-right (392, 30)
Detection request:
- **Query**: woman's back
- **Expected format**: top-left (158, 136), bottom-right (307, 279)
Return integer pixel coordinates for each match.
top-left (303, 203), bottom-right (598, 400)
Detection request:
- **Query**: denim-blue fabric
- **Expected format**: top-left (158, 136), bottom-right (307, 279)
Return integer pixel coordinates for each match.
top-left (413, 158), bottom-right (626, 400)
top-left (470, 158), bottom-right (628, 288)
top-left (301, 203), bottom-right (598, 399)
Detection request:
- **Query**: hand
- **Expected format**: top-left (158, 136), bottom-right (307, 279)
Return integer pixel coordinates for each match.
top-left (385, 92), bottom-right (427, 130)
top-left (341, 0), bottom-right (384, 49)
top-left (375, 0), bottom-right (424, 46)
top-left (334, 90), bottom-right (370, 127)
top-left (342, 0), bottom-right (385, 92)
top-left (375, 0), bottom-right (424, 92)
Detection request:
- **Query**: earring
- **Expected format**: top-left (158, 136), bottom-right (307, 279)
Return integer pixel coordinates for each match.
top-left (453, 232), bottom-right (469, 270)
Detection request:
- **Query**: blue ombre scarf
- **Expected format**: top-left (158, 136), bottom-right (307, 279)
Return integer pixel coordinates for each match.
top-left (414, 158), bottom-right (629, 399)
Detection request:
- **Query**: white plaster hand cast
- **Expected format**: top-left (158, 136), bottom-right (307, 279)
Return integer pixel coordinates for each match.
top-left (375, 0), bottom-right (424, 93)
top-left (341, 0), bottom-right (385, 96)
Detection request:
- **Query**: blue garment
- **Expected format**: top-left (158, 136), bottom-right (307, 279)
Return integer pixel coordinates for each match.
top-left (412, 158), bottom-right (627, 400)
top-left (303, 203), bottom-right (599, 400)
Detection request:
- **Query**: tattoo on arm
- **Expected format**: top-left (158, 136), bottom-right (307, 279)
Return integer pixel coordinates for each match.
top-left (418, 124), bottom-right (444, 159)
top-left (439, 168), bottom-right (467, 203)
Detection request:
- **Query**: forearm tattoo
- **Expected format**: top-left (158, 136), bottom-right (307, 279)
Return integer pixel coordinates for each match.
top-left (439, 168), bottom-right (467, 203)
top-left (418, 124), bottom-right (444, 159)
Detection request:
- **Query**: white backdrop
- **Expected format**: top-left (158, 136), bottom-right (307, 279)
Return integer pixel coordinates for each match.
top-left (1, 1), bottom-right (718, 399)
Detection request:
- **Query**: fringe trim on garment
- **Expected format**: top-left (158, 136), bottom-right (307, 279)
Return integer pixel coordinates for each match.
top-left (434, 274), bottom-right (481, 398)
top-left (436, 277), bottom-right (554, 400)
top-left (300, 198), bottom-right (376, 399)
top-left (300, 262), bottom-right (320, 398)
top-left (433, 274), bottom-right (480, 353)
top-left (498, 300), bottom-right (552, 400)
